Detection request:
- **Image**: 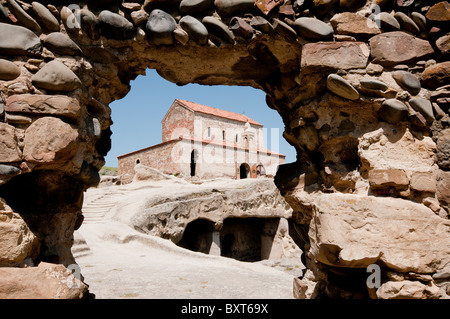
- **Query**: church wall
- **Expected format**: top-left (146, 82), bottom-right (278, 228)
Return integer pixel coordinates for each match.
top-left (162, 104), bottom-right (195, 142)
top-left (118, 140), bottom-right (182, 183)
top-left (193, 113), bottom-right (263, 148)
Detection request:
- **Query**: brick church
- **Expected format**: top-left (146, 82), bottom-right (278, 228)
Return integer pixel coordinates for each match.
top-left (117, 99), bottom-right (285, 183)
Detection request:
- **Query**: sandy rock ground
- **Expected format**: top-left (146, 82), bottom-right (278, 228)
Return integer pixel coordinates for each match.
top-left (73, 179), bottom-right (299, 299)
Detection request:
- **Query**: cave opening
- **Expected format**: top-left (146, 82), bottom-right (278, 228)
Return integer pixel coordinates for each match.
top-left (177, 218), bottom-right (216, 254)
top-left (176, 217), bottom-right (285, 263)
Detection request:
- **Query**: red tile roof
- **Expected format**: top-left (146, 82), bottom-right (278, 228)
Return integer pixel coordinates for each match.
top-left (175, 99), bottom-right (263, 127)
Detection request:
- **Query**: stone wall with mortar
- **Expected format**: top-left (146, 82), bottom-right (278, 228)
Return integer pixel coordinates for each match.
top-left (118, 139), bottom-right (181, 182)
top-left (0, 0), bottom-right (449, 299)
top-left (119, 137), bottom-right (285, 181)
top-left (161, 101), bottom-right (195, 142)
top-left (193, 112), bottom-right (265, 148)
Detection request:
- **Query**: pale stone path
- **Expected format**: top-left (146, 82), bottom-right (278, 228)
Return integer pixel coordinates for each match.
top-left (72, 186), bottom-right (134, 259)
top-left (72, 186), bottom-right (297, 299)
top-left (81, 187), bottom-right (133, 224)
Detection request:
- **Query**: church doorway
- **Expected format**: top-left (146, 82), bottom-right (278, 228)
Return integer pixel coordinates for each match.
top-left (190, 150), bottom-right (197, 177)
top-left (239, 163), bottom-right (249, 179)
top-left (256, 164), bottom-right (266, 177)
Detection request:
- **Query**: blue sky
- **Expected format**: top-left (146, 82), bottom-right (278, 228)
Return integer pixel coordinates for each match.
top-left (104, 69), bottom-right (297, 167)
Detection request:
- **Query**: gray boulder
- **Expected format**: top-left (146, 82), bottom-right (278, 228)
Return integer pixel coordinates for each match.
top-left (0, 23), bottom-right (42, 57)
top-left (6, 0), bottom-right (41, 34)
top-left (379, 99), bottom-right (409, 124)
top-left (394, 11), bottom-right (420, 35)
top-left (180, 0), bottom-right (214, 14)
top-left (99, 10), bottom-right (135, 40)
top-left (179, 15), bottom-right (209, 45)
top-left (32, 1), bottom-right (60, 32)
top-left (0, 59), bottom-right (21, 81)
top-left (437, 129), bottom-right (450, 170)
top-left (409, 98), bottom-right (435, 124)
top-left (31, 60), bottom-right (81, 92)
top-left (80, 9), bottom-right (100, 40)
top-left (43, 32), bottom-right (82, 56)
top-left (145, 9), bottom-right (176, 45)
top-left (202, 16), bottom-right (235, 44)
top-left (295, 17), bottom-right (333, 40)
top-left (0, 165), bottom-right (20, 177)
top-left (359, 79), bottom-right (388, 91)
top-left (327, 74), bottom-right (359, 100)
top-left (375, 12), bottom-right (401, 31)
top-left (411, 12), bottom-right (427, 31)
top-left (214, 0), bottom-right (256, 16)
top-left (392, 70), bottom-right (421, 95)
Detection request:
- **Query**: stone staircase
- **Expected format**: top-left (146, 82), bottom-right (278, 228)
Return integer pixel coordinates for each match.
top-left (81, 194), bottom-right (118, 224)
top-left (71, 187), bottom-right (131, 260)
top-left (72, 234), bottom-right (91, 259)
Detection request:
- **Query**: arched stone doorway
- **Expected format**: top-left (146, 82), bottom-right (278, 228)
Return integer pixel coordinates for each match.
top-left (256, 164), bottom-right (266, 177)
top-left (190, 150), bottom-right (198, 177)
top-left (0, 0), bottom-right (447, 300)
top-left (239, 163), bottom-right (249, 179)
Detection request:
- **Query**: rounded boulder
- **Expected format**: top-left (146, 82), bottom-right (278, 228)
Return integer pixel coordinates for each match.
top-left (99, 10), bottom-right (135, 40)
top-left (179, 15), bottom-right (209, 45)
top-left (145, 9), bottom-right (176, 45)
top-left (327, 74), bottom-right (359, 100)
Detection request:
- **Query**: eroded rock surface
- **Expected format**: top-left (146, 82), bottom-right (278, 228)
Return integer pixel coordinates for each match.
top-left (0, 0), bottom-right (449, 299)
top-left (0, 262), bottom-right (87, 299)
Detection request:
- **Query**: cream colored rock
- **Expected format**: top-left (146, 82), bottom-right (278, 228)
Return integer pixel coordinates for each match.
top-left (0, 262), bottom-right (87, 299)
top-left (31, 60), bottom-right (81, 92)
top-left (301, 41), bottom-right (370, 70)
top-left (0, 122), bottom-right (22, 163)
top-left (330, 12), bottom-right (381, 37)
top-left (358, 126), bottom-right (436, 172)
top-left (23, 117), bottom-right (79, 164)
top-left (133, 163), bottom-right (174, 181)
top-left (0, 208), bottom-right (39, 266)
top-left (0, 59), bottom-right (21, 80)
top-left (6, 94), bottom-right (81, 120)
top-left (308, 193), bottom-right (450, 273)
top-left (376, 280), bottom-right (440, 299)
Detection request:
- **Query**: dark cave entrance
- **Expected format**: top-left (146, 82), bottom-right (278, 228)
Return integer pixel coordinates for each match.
top-left (177, 218), bottom-right (216, 254)
top-left (176, 217), bottom-right (283, 262)
top-left (220, 217), bottom-right (264, 261)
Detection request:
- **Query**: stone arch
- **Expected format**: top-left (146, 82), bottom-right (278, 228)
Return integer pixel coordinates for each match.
top-left (256, 163), bottom-right (266, 177)
top-left (0, 0), bottom-right (448, 299)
